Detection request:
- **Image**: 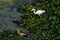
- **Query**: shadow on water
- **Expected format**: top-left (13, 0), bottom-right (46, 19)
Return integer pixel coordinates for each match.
top-left (12, 20), bottom-right (20, 26)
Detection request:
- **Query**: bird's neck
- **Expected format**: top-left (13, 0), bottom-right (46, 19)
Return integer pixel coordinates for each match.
top-left (33, 10), bottom-right (36, 13)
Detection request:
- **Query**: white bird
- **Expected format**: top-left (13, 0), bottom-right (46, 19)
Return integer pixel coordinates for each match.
top-left (32, 8), bottom-right (45, 16)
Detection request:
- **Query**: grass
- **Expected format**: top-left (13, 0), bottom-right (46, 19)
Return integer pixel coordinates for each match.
top-left (0, 0), bottom-right (60, 40)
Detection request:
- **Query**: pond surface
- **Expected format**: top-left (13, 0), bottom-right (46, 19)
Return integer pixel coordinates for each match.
top-left (0, 0), bottom-right (37, 31)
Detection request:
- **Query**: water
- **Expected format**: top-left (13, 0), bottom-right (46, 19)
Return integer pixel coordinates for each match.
top-left (0, 6), bottom-right (21, 30)
top-left (0, 0), bottom-right (37, 31)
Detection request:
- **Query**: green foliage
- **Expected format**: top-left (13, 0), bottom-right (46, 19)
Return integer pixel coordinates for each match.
top-left (17, 4), bottom-right (33, 13)
top-left (18, 0), bottom-right (60, 40)
top-left (0, 0), bottom-right (60, 40)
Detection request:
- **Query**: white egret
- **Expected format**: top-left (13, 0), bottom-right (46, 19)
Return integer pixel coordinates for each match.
top-left (32, 8), bottom-right (45, 15)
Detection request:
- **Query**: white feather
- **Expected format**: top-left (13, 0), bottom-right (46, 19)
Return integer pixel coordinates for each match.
top-left (32, 8), bottom-right (45, 15)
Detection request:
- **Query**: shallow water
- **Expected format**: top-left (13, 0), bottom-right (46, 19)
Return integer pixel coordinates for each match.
top-left (0, 0), bottom-right (36, 31)
top-left (0, 4), bottom-right (21, 30)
